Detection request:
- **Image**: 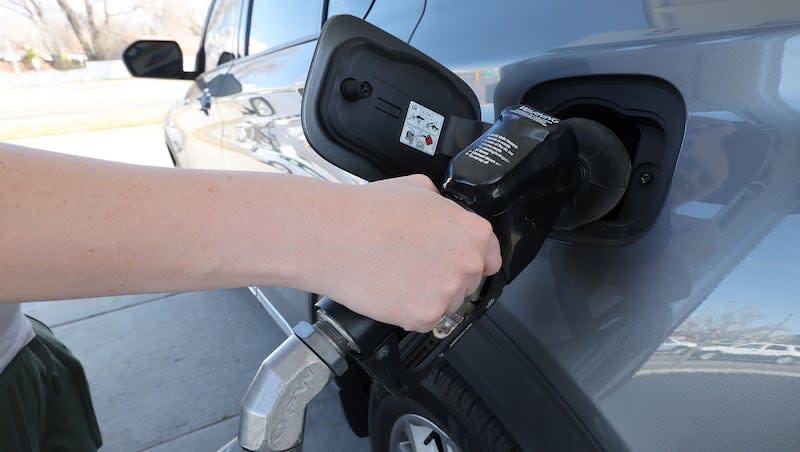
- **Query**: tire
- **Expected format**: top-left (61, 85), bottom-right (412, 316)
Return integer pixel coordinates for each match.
top-left (369, 363), bottom-right (521, 452)
top-left (776, 356), bottom-right (793, 365)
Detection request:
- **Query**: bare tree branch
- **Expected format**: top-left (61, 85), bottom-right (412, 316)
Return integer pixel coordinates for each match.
top-left (0, 1), bottom-right (31, 19)
top-left (55, 0), bottom-right (96, 59)
top-left (4, 0), bottom-right (204, 62)
top-left (83, 0), bottom-right (100, 49)
top-left (1, 0), bottom-right (39, 21)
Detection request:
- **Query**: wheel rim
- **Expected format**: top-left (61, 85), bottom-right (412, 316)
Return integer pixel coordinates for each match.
top-left (389, 413), bottom-right (461, 452)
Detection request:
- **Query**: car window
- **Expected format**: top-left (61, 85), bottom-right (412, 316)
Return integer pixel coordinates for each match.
top-left (247, 0), bottom-right (323, 55)
top-left (327, 0), bottom-right (373, 18)
top-left (204, 0), bottom-right (242, 70)
top-left (738, 344), bottom-right (764, 349)
top-left (766, 345), bottom-right (788, 351)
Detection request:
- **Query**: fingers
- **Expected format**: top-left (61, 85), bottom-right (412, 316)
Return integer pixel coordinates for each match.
top-left (467, 213), bottom-right (502, 277)
top-left (348, 174), bottom-right (503, 334)
top-left (413, 276), bottom-right (482, 333)
top-left (483, 232), bottom-right (502, 276)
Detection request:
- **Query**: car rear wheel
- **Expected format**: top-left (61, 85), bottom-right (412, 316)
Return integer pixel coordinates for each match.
top-left (369, 363), bottom-right (521, 452)
top-left (389, 413), bottom-right (460, 452)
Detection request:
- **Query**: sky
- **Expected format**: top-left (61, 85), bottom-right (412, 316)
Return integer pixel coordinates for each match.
top-left (690, 213), bottom-right (800, 335)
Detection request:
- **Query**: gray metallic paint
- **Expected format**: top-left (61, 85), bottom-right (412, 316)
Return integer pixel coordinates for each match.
top-left (408, 2), bottom-right (800, 450)
top-left (163, 0), bottom-right (800, 450)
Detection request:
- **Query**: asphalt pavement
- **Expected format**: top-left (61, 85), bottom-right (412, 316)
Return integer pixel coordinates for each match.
top-left (23, 290), bottom-right (369, 452)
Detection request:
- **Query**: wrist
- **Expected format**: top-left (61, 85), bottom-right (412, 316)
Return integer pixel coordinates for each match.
top-left (273, 179), bottom-right (360, 296)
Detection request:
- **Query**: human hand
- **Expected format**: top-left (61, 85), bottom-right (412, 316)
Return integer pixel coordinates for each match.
top-left (311, 175), bottom-right (501, 333)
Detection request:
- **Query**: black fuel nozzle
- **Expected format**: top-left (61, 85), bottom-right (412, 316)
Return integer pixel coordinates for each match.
top-left (312, 106), bottom-right (632, 398)
top-left (443, 105), bottom-right (581, 283)
top-left (441, 108), bottom-right (631, 281)
top-left (556, 117), bottom-right (632, 231)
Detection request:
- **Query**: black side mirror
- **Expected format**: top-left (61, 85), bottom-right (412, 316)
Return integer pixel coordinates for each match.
top-left (301, 15), bottom-right (481, 183)
top-left (123, 40), bottom-right (193, 80)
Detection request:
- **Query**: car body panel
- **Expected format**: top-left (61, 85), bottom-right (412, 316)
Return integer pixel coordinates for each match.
top-left (216, 39), bottom-right (344, 179)
top-left (165, 61), bottom-right (234, 169)
top-left (160, 1), bottom-right (800, 450)
top-left (164, 0), bottom-right (245, 169)
top-left (364, 0), bottom-right (424, 42)
top-left (407, 2), bottom-right (800, 450)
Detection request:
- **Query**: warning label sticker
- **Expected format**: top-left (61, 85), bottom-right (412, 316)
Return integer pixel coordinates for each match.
top-left (466, 133), bottom-right (518, 167)
top-left (399, 101), bottom-right (444, 156)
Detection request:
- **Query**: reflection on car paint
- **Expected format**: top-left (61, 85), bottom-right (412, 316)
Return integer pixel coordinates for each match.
top-left (211, 42), bottom-right (362, 184)
top-left (445, 19), bottom-right (800, 452)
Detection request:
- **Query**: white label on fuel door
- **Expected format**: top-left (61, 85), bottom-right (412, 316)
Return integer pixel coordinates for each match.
top-left (399, 101), bottom-right (444, 156)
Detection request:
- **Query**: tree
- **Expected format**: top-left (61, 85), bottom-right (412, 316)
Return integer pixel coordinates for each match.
top-left (52, 0), bottom-right (147, 59)
top-left (53, 0), bottom-right (96, 58)
top-left (1, 0), bottom-right (62, 54)
top-left (675, 308), bottom-right (791, 344)
top-left (1, 0), bottom-right (204, 61)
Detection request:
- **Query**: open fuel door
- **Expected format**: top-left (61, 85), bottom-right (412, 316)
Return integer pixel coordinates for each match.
top-left (302, 15), bottom-right (483, 183)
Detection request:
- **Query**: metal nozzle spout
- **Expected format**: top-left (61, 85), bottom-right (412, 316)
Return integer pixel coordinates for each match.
top-left (238, 335), bottom-right (333, 452)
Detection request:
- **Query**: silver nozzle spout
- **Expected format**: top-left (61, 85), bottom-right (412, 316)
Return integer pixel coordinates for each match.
top-left (218, 437), bottom-right (302, 452)
top-left (238, 334), bottom-right (333, 452)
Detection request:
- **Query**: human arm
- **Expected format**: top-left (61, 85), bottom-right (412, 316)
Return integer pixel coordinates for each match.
top-left (0, 144), bottom-right (500, 332)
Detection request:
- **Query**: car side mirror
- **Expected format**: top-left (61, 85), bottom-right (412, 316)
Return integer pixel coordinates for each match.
top-left (302, 15), bottom-right (482, 183)
top-left (123, 40), bottom-right (194, 80)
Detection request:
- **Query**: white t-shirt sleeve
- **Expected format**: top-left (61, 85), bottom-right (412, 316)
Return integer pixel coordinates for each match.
top-left (0, 304), bottom-right (35, 373)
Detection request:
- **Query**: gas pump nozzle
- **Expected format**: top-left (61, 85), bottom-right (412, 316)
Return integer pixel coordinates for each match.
top-left (231, 106), bottom-right (630, 452)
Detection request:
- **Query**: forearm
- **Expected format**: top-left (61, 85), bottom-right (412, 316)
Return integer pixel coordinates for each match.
top-left (1, 143), bottom-right (500, 332)
top-left (0, 143), bottom-right (345, 303)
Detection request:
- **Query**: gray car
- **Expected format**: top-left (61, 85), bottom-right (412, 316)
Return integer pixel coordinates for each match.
top-left (123, 1), bottom-right (800, 451)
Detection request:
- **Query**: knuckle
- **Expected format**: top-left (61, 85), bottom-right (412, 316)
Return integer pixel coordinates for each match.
top-left (463, 214), bottom-right (493, 242)
top-left (456, 249), bottom-right (483, 275)
top-left (419, 311), bottom-right (440, 329)
top-left (410, 174), bottom-right (435, 189)
top-left (471, 252), bottom-right (486, 274)
top-left (462, 256), bottom-right (483, 278)
top-left (413, 322), bottom-right (435, 334)
top-left (478, 219), bottom-right (495, 242)
top-left (424, 298), bottom-right (448, 323)
top-left (443, 276), bottom-right (464, 300)
top-left (488, 257), bottom-right (502, 275)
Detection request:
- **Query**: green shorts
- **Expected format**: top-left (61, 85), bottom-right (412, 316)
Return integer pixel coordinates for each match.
top-left (0, 317), bottom-right (102, 452)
